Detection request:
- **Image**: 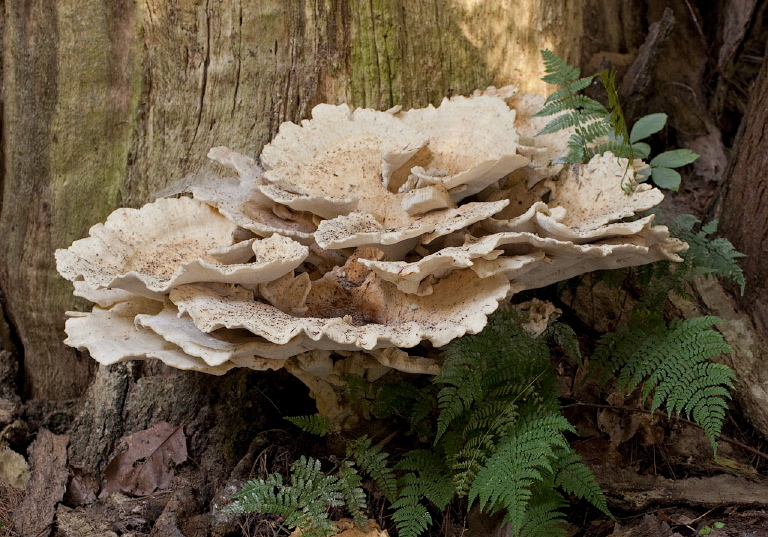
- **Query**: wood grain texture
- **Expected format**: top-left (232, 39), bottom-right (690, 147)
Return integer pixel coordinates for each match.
top-left (719, 53), bottom-right (768, 307)
top-left (0, 0), bottom-right (582, 399)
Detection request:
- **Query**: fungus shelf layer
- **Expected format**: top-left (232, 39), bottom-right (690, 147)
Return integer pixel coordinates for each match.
top-left (57, 87), bottom-right (686, 424)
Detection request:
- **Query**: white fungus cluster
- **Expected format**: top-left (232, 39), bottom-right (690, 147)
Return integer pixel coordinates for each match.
top-left (56, 89), bottom-right (686, 423)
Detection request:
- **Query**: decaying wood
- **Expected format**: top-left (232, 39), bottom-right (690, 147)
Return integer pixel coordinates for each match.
top-left (593, 464), bottom-right (768, 512)
top-left (13, 429), bottom-right (69, 537)
top-left (714, 52), bottom-right (768, 437)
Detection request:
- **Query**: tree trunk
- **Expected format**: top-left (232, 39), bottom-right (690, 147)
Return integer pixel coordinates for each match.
top-left (0, 0), bottom-right (584, 400)
top-left (714, 45), bottom-right (768, 435)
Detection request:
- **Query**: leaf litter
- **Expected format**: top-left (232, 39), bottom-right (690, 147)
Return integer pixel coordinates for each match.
top-left (103, 421), bottom-right (188, 497)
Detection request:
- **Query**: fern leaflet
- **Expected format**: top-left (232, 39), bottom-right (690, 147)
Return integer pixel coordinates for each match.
top-left (395, 450), bottom-right (455, 510)
top-left (226, 456), bottom-right (343, 537)
top-left (337, 461), bottom-right (368, 528)
top-left (534, 49), bottom-right (618, 165)
top-left (390, 473), bottom-right (433, 537)
top-left (517, 483), bottom-right (568, 537)
top-left (285, 415), bottom-right (332, 437)
top-left (592, 314), bottom-right (735, 453)
top-left (469, 416), bottom-right (574, 531)
top-left (347, 436), bottom-right (398, 502)
top-left (552, 447), bottom-right (609, 516)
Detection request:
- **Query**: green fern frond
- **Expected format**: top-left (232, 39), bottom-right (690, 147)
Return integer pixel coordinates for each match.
top-left (536, 94), bottom-right (607, 118)
top-left (592, 139), bottom-right (636, 159)
top-left (552, 448), bottom-right (609, 516)
top-left (373, 381), bottom-right (436, 435)
top-left (535, 49), bottom-right (639, 188)
top-left (435, 310), bottom-right (556, 440)
top-left (536, 49), bottom-right (617, 165)
top-left (539, 49), bottom-right (583, 85)
top-left (346, 436), bottom-right (398, 501)
top-left (226, 456), bottom-right (342, 537)
top-left (451, 433), bottom-right (500, 497)
top-left (226, 473), bottom-right (291, 515)
top-left (290, 456), bottom-right (345, 508)
top-left (633, 213), bottom-right (746, 310)
top-left (337, 461), bottom-right (368, 528)
top-left (667, 214), bottom-right (746, 293)
top-left (285, 415), bottom-right (333, 437)
top-left (545, 321), bottom-right (583, 365)
top-left (517, 483), bottom-right (568, 537)
top-left (463, 399), bottom-right (520, 437)
top-left (592, 315), bottom-right (735, 453)
top-left (390, 475), bottom-right (433, 537)
top-left (395, 450), bottom-right (455, 510)
top-left (543, 77), bottom-right (594, 105)
top-left (469, 416), bottom-right (574, 531)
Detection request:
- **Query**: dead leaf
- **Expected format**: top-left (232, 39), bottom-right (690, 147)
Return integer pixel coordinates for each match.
top-left (289, 519), bottom-right (389, 537)
top-left (103, 422), bottom-right (187, 497)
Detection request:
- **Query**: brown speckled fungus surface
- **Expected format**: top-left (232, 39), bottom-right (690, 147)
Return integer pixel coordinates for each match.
top-left (56, 87), bottom-right (687, 428)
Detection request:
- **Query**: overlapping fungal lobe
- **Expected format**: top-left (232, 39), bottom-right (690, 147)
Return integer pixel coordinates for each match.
top-left (56, 88), bottom-right (687, 400)
top-left (55, 197), bottom-right (309, 299)
top-left (64, 298), bottom-right (238, 375)
top-left (195, 147), bottom-right (317, 243)
top-left (168, 259), bottom-right (510, 351)
top-left (259, 104), bottom-right (429, 221)
top-left (395, 95), bottom-right (529, 200)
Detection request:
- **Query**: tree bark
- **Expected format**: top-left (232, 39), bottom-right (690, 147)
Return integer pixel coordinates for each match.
top-left (719, 43), bottom-right (768, 312)
top-left (0, 0), bottom-right (584, 400)
top-left (715, 44), bottom-right (768, 435)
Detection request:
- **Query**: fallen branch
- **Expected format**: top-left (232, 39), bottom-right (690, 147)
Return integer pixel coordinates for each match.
top-left (590, 466), bottom-right (768, 512)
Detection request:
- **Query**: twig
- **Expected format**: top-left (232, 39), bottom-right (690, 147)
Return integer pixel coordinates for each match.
top-left (562, 401), bottom-right (768, 462)
top-left (682, 0), bottom-right (706, 43)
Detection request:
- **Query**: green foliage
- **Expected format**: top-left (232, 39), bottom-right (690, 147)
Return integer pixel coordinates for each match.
top-left (634, 214), bottom-right (746, 309)
top-left (534, 50), bottom-right (613, 165)
top-left (337, 461), bottom-right (368, 528)
top-left (372, 381), bottom-right (435, 436)
top-left (552, 447), bottom-right (609, 515)
top-left (226, 51), bottom-right (742, 537)
top-left (285, 415), bottom-right (333, 437)
top-left (225, 456), bottom-right (351, 537)
top-left (390, 473), bottom-right (434, 537)
top-left (469, 416), bottom-right (573, 528)
top-left (592, 314), bottom-right (735, 453)
top-left (537, 50), bottom-right (699, 191)
top-left (516, 483), bottom-right (568, 537)
top-left (666, 214), bottom-right (746, 293)
top-left (545, 321), bottom-right (583, 365)
top-left (630, 113), bottom-right (667, 144)
top-left (430, 310), bottom-right (606, 536)
top-left (699, 522), bottom-right (726, 534)
top-left (346, 436), bottom-right (399, 502)
top-left (637, 148), bottom-right (700, 191)
top-left (395, 450), bottom-right (455, 510)
top-left (226, 456), bottom-right (370, 536)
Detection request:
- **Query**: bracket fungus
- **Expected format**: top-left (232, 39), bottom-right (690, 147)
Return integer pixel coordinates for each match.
top-left (57, 86), bottom-right (686, 429)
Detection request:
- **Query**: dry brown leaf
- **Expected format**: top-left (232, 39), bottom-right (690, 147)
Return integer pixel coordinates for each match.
top-left (102, 422), bottom-right (187, 497)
